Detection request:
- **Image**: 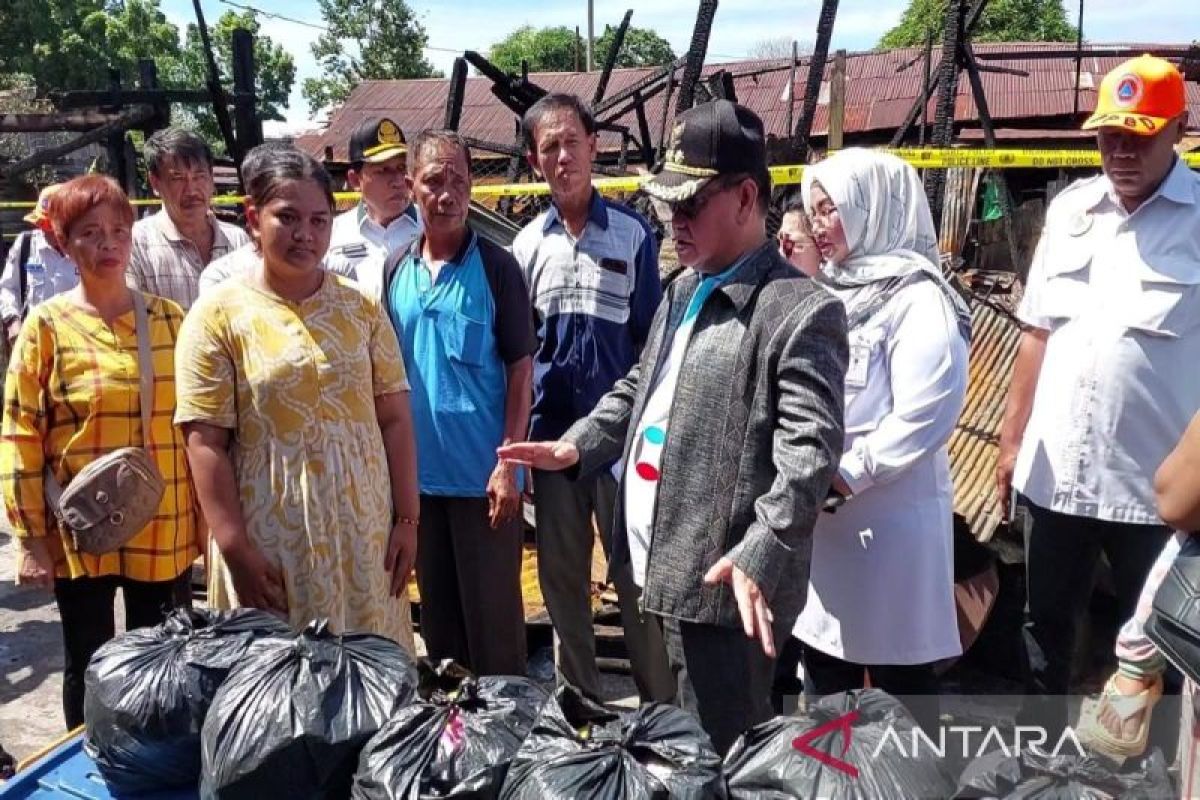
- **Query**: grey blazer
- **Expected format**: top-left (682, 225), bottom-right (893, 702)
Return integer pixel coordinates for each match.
top-left (564, 241), bottom-right (848, 630)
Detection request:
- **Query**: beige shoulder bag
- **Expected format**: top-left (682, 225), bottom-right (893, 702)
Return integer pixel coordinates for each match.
top-left (45, 291), bottom-right (165, 555)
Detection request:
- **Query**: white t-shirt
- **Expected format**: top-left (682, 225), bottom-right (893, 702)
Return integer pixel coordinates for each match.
top-left (622, 267), bottom-right (735, 587)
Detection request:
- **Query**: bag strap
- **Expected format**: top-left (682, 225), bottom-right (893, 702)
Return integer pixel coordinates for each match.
top-left (16, 232), bottom-right (32, 319)
top-left (43, 291), bottom-right (155, 516)
top-left (131, 290), bottom-right (154, 446)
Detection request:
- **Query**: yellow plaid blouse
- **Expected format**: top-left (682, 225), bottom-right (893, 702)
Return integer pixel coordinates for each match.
top-left (0, 292), bottom-right (199, 581)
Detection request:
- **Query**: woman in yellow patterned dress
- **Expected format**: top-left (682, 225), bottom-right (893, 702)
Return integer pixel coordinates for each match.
top-left (175, 148), bottom-right (419, 652)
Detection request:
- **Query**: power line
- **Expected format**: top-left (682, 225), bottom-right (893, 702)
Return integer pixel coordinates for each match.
top-left (216, 0), bottom-right (470, 54)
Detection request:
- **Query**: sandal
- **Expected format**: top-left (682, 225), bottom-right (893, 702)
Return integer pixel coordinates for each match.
top-left (1076, 673), bottom-right (1163, 759)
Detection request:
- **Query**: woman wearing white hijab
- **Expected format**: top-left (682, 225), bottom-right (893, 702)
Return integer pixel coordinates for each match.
top-left (789, 149), bottom-right (971, 713)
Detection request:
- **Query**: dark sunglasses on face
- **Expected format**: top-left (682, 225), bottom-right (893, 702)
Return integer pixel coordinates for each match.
top-left (668, 178), bottom-right (734, 220)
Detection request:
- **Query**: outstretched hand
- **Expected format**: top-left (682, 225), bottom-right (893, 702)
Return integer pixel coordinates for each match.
top-left (703, 557), bottom-right (776, 658)
top-left (496, 440), bottom-right (580, 472)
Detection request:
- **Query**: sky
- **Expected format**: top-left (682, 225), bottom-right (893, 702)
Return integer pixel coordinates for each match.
top-left (159, 0), bottom-right (1200, 136)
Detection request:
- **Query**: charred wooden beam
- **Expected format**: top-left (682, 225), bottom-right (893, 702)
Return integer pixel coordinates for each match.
top-left (444, 58), bottom-right (468, 130)
top-left (594, 9), bottom-right (633, 105)
top-left (889, 0), bottom-right (989, 147)
top-left (960, 39), bottom-right (1020, 271)
top-left (52, 89), bottom-right (214, 108)
top-left (192, 0), bottom-right (240, 162)
top-left (0, 111), bottom-right (135, 133)
top-left (3, 106), bottom-right (155, 181)
top-left (594, 57), bottom-right (684, 117)
top-left (926, 0), bottom-right (967, 229)
top-left (634, 94), bottom-right (655, 164)
top-left (231, 28), bottom-right (262, 158)
top-left (136, 60), bottom-right (170, 133)
top-left (794, 0), bottom-right (839, 160)
top-left (674, 0), bottom-right (718, 115)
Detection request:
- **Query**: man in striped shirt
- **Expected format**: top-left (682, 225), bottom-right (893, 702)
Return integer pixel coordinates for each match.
top-left (127, 128), bottom-right (249, 310)
top-left (511, 93), bottom-right (672, 704)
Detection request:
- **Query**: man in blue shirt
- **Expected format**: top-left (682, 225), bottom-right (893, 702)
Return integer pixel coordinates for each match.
top-left (385, 130), bottom-right (536, 676)
top-left (512, 94), bottom-right (672, 703)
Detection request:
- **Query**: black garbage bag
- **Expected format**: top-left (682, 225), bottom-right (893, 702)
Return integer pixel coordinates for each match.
top-left (953, 748), bottom-right (1174, 799)
top-left (351, 659), bottom-right (550, 799)
top-left (499, 685), bottom-right (726, 799)
top-left (723, 689), bottom-right (955, 799)
top-left (201, 620), bottom-right (418, 800)
top-left (83, 607), bottom-right (291, 793)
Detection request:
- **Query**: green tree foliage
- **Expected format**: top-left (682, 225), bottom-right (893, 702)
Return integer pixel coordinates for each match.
top-left (489, 24), bottom-right (676, 75)
top-left (0, 0), bottom-right (181, 93)
top-left (879, 0), bottom-right (1076, 49)
top-left (302, 0), bottom-right (440, 116)
top-left (489, 26), bottom-right (581, 74)
top-left (176, 10), bottom-right (296, 152)
top-left (0, 1), bottom-right (294, 155)
top-left (595, 26), bottom-right (676, 68)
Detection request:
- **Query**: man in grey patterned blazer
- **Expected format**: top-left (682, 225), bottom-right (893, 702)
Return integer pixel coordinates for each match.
top-left (500, 100), bottom-right (848, 751)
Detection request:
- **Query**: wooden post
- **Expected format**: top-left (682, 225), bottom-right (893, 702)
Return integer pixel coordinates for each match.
top-left (104, 69), bottom-right (132, 192)
top-left (920, 29), bottom-right (934, 146)
top-left (231, 28), bottom-right (262, 157)
top-left (794, 0), bottom-right (840, 160)
top-left (675, 0), bottom-right (719, 116)
top-left (192, 0), bottom-right (240, 162)
top-left (594, 9), bottom-right (633, 105)
top-left (927, 0), bottom-right (966, 230)
top-left (444, 58), bottom-right (468, 130)
top-left (828, 49), bottom-right (847, 151)
top-left (786, 41), bottom-right (797, 150)
top-left (633, 92), bottom-right (654, 164)
top-left (575, 27), bottom-right (582, 73)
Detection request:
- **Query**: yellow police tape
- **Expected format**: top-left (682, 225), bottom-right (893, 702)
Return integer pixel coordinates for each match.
top-left (2, 148), bottom-right (1198, 210)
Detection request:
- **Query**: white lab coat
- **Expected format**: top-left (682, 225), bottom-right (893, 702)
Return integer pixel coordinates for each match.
top-left (794, 277), bottom-right (969, 665)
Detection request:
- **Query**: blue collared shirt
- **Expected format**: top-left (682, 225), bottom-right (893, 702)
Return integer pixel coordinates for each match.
top-left (511, 191), bottom-right (662, 441)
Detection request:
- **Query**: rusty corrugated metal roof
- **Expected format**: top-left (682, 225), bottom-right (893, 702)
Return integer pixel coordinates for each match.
top-left (950, 298), bottom-right (1022, 543)
top-left (296, 42), bottom-right (1199, 161)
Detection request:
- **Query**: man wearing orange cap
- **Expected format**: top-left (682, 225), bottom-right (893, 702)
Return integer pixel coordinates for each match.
top-left (998, 55), bottom-right (1197, 728)
top-left (0, 184), bottom-right (79, 345)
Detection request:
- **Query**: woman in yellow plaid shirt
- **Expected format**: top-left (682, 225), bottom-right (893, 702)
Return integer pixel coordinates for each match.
top-left (1, 175), bottom-right (198, 729)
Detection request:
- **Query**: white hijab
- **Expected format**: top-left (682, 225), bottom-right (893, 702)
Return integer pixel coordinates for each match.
top-left (802, 148), bottom-right (971, 339)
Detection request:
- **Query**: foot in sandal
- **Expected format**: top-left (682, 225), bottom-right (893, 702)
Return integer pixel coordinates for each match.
top-left (1077, 672), bottom-right (1163, 759)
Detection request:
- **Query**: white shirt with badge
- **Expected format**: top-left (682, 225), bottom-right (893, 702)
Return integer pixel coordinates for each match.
top-left (1014, 158), bottom-right (1200, 525)
top-left (328, 203), bottom-right (422, 301)
top-left (0, 229), bottom-right (79, 325)
top-left (793, 277), bottom-right (968, 665)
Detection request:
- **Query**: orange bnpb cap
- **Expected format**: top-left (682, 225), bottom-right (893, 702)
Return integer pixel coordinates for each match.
top-left (1083, 54), bottom-right (1187, 135)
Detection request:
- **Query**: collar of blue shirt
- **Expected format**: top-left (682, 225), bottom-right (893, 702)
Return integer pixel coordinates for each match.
top-left (542, 190), bottom-right (609, 234)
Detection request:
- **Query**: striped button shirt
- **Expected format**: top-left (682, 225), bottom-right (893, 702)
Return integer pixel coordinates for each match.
top-left (0, 293), bottom-right (199, 581)
top-left (127, 210), bottom-right (250, 311)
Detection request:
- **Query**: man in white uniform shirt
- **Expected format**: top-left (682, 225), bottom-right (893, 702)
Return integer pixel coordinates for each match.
top-left (998, 55), bottom-right (1199, 727)
top-left (328, 117), bottom-right (422, 300)
top-left (0, 184), bottom-right (78, 345)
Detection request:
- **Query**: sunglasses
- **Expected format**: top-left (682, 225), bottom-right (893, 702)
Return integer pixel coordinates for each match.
top-left (667, 177), bottom-right (739, 220)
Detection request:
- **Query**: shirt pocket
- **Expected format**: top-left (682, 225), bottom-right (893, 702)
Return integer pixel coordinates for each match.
top-left (1121, 262), bottom-right (1200, 338)
top-left (24, 263), bottom-right (46, 307)
top-left (1038, 247), bottom-right (1091, 325)
top-left (443, 311), bottom-right (487, 367)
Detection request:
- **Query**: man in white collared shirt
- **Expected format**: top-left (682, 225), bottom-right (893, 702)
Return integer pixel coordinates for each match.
top-left (0, 184), bottom-right (78, 344)
top-left (998, 55), bottom-right (1198, 721)
top-left (127, 127), bottom-right (249, 310)
top-left (328, 117), bottom-right (422, 300)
